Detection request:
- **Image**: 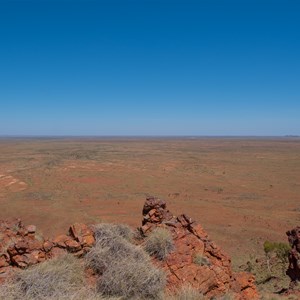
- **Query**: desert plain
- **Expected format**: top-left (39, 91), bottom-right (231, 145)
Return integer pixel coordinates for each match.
top-left (0, 137), bottom-right (299, 269)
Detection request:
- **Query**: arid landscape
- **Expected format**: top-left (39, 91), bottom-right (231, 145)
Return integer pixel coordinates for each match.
top-left (1, 1), bottom-right (299, 298)
top-left (1, 137), bottom-right (299, 271)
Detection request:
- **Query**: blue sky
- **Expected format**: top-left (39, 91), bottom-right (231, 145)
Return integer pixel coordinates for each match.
top-left (0, 0), bottom-right (299, 136)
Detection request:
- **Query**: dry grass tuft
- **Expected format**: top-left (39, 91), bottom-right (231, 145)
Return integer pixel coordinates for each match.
top-left (98, 256), bottom-right (165, 299)
top-left (86, 223), bottom-right (166, 299)
top-left (193, 253), bottom-right (211, 266)
top-left (164, 285), bottom-right (203, 300)
top-left (0, 254), bottom-right (111, 300)
top-left (145, 228), bottom-right (174, 260)
top-left (93, 223), bottom-right (133, 243)
top-left (86, 224), bottom-right (147, 275)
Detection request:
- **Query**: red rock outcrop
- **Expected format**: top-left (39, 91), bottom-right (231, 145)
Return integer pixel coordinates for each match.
top-left (286, 226), bottom-right (300, 289)
top-left (0, 219), bottom-right (95, 281)
top-left (140, 197), bottom-right (259, 300)
top-left (0, 197), bottom-right (258, 299)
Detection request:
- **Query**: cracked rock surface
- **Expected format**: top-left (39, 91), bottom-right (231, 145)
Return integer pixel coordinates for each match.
top-left (141, 196), bottom-right (259, 300)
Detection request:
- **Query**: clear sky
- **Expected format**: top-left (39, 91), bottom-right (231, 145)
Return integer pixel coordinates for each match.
top-left (0, 0), bottom-right (299, 136)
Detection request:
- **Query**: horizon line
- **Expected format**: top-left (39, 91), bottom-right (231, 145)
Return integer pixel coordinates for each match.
top-left (0, 134), bottom-right (299, 139)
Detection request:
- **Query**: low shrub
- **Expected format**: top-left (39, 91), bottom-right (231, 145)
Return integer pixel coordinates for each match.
top-left (145, 228), bottom-right (174, 260)
top-left (164, 285), bottom-right (203, 300)
top-left (92, 223), bottom-right (133, 243)
top-left (263, 241), bottom-right (291, 274)
top-left (0, 254), bottom-right (87, 300)
top-left (263, 241), bottom-right (290, 263)
top-left (85, 235), bottom-right (148, 275)
top-left (86, 223), bottom-right (166, 299)
top-left (98, 256), bottom-right (165, 299)
top-left (193, 253), bottom-right (211, 266)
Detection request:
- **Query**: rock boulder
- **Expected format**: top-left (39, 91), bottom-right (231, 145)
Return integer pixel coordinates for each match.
top-left (140, 197), bottom-right (259, 299)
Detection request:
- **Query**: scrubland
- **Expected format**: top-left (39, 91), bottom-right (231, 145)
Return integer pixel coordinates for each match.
top-left (0, 137), bottom-right (300, 271)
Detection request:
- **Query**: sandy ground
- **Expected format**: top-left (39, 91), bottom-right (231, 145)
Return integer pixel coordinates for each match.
top-left (0, 137), bottom-right (299, 268)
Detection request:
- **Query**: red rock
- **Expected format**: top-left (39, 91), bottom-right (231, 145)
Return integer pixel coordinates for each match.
top-left (43, 240), bottom-right (54, 252)
top-left (177, 214), bottom-right (191, 227)
top-left (53, 234), bottom-right (72, 248)
top-left (26, 225), bottom-right (36, 234)
top-left (17, 228), bottom-right (27, 237)
top-left (38, 251), bottom-right (46, 262)
top-left (73, 249), bottom-right (84, 258)
top-left (232, 272), bottom-right (259, 300)
top-left (50, 247), bottom-right (66, 258)
top-left (142, 197), bottom-right (167, 214)
top-left (25, 252), bottom-right (39, 265)
top-left (140, 197), bottom-right (259, 299)
top-left (0, 256), bottom-right (9, 268)
top-left (0, 217), bottom-right (97, 279)
top-left (0, 219), bottom-right (22, 232)
top-left (81, 235), bottom-right (95, 247)
top-left (65, 239), bottom-right (82, 252)
top-left (27, 233), bottom-right (36, 239)
top-left (148, 209), bottom-right (157, 217)
top-left (14, 240), bottom-right (28, 254)
top-left (190, 223), bottom-right (208, 240)
top-left (69, 223), bottom-right (93, 240)
top-left (0, 266), bottom-right (11, 275)
top-left (7, 244), bottom-right (18, 257)
top-left (142, 197), bottom-right (173, 225)
top-left (11, 254), bottom-right (28, 268)
top-left (286, 226), bottom-right (300, 289)
top-left (27, 239), bottom-right (43, 251)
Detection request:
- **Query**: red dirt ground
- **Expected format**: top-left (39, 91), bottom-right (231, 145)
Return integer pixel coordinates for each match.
top-left (0, 137), bottom-right (299, 268)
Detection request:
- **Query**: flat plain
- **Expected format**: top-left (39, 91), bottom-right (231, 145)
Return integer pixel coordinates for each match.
top-left (1, 137), bottom-right (300, 268)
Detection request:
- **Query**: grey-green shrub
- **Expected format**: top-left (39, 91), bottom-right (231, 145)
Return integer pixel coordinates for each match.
top-left (193, 253), bottom-right (211, 266)
top-left (86, 223), bottom-right (166, 299)
top-left (93, 223), bottom-right (133, 243)
top-left (164, 285), bottom-right (203, 300)
top-left (0, 254), bottom-right (93, 300)
top-left (145, 228), bottom-right (174, 260)
top-left (98, 256), bottom-right (165, 299)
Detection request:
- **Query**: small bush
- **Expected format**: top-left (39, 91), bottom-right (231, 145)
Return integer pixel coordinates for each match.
top-left (86, 223), bottom-right (166, 299)
top-left (85, 236), bottom-right (148, 275)
top-left (0, 254), bottom-right (85, 300)
top-left (263, 241), bottom-right (290, 260)
top-left (193, 253), bottom-right (211, 266)
top-left (98, 256), bottom-right (165, 299)
top-left (145, 228), bottom-right (174, 260)
top-left (263, 240), bottom-right (291, 275)
top-left (164, 285), bottom-right (203, 300)
top-left (93, 223), bottom-right (133, 243)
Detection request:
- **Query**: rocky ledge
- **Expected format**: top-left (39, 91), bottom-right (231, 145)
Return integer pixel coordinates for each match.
top-left (141, 197), bottom-right (259, 300)
top-left (0, 197), bottom-right (258, 299)
top-left (0, 219), bottom-right (95, 279)
top-left (286, 226), bottom-right (300, 289)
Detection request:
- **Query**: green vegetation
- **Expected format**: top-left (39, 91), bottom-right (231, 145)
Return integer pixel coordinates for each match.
top-left (263, 241), bottom-right (290, 263)
top-left (242, 241), bottom-right (291, 295)
top-left (144, 228), bottom-right (174, 261)
top-left (263, 241), bottom-right (291, 274)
